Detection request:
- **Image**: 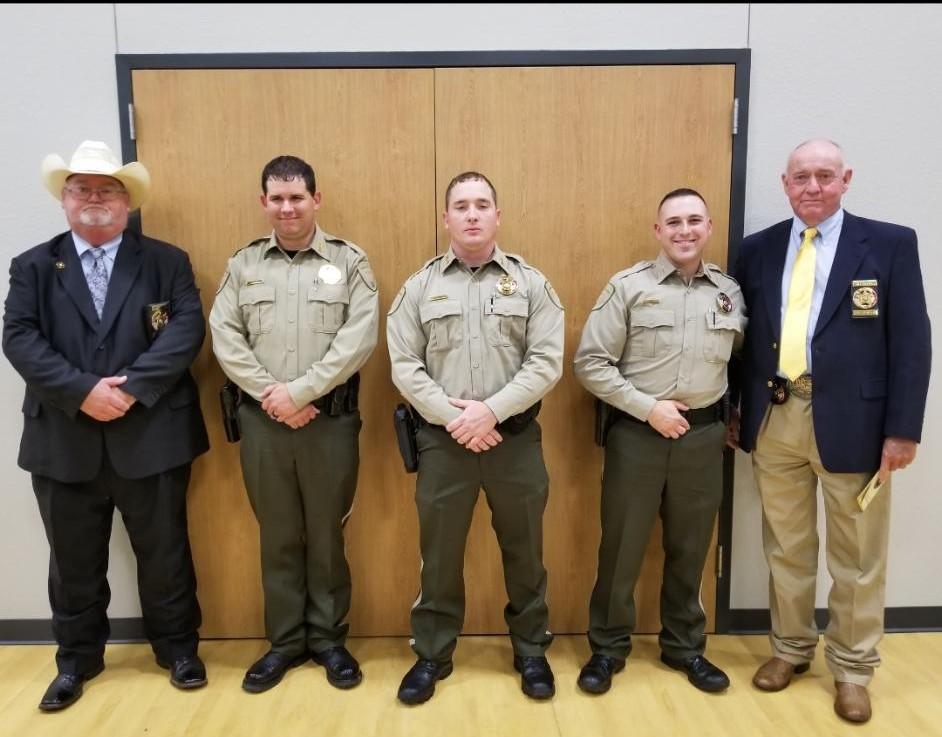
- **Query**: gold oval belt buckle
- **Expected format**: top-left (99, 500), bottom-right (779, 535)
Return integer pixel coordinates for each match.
top-left (788, 374), bottom-right (813, 400)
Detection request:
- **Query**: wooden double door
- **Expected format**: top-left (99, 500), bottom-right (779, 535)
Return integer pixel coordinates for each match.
top-left (131, 62), bottom-right (735, 637)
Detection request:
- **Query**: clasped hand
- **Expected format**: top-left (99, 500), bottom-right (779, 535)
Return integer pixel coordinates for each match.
top-left (261, 383), bottom-right (319, 429)
top-left (647, 399), bottom-right (690, 439)
top-left (445, 398), bottom-right (502, 453)
top-left (80, 376), bottom-right (136, 421)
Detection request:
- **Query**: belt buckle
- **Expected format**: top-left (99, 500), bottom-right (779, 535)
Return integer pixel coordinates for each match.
top-left (789, 374), bottom-right (813, 400)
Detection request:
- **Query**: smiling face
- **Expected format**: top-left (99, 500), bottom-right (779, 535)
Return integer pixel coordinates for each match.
top-left (782, 140), bottom-right (852, 226)
top-left (260, 177), bottom-right (321, 250)
top-left (61, 174), bottom-right (130, 244)
top-left (442, 178), bottom-right (501, 263)
top-left (654, 194), bottom-right (713, 275)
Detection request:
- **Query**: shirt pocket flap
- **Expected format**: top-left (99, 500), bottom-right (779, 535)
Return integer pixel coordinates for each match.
top-left (631, 307), bottom-right (675, 329)
top-left (238, 285), bottom-right (276, 306)
top-left (705, 313), bottom-right (742, 331)
top-left (419, 299), bottom-right (462, 323)
top-left (308, 284), bottom-right (350, 305)
top-left (488, 297), bottom-right (529, 318)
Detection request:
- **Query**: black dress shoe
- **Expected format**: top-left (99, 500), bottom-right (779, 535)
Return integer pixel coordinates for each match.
top-left (577, 654), bottom-right (626, 695)
top-left (397, 659), bottom-right (453, 705)
top-left (513, 655), bottom-right (555, 700)
top-left (157, 654), bottom-right (207, 690)
top-left (660, 653), bottom-right (730, 693)
top-left (242, 650), bottom-right (309, 693)
top-left (38, 663), bottom-right (104, 712)
top-left (312, 646), bottom-right (362, 689)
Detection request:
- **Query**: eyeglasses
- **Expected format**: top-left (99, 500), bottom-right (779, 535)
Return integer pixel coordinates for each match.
top-left (787, 172), bottom-right (840, 187)
top-left (64, 184), bottom-right (128, 201)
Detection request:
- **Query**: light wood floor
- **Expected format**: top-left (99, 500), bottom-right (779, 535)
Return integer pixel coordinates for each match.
top-left (1, 634), bottom-right (939, 737)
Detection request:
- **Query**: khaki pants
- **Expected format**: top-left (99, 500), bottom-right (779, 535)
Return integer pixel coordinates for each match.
top-left (752, 396), bottom-right (890, 685)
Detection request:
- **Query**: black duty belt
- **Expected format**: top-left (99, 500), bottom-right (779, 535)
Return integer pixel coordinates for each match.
top-left (241, 373), bottom-right (360, 417)
top-left (414, 401), bottom-right (541, 435)
top-left (619, 399), bottom-right (726, 427)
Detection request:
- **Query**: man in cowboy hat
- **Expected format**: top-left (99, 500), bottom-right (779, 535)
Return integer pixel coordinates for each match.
top-left (2, 140), bottom-right (210, 711)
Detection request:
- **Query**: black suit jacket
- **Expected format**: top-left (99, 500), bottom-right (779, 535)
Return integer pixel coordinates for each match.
top-left (2, 229), bottom-right (209, 482)
top-left (734, 212), bottom-right (931, 473)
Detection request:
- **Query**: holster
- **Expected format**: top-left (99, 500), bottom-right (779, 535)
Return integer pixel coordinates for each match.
top-left (499, 400), bottom-right (542, 434)
top-left (393, 403), bottom-right (419, 473)
top-left (316, 373), bottom-right (361, 417)
top-left (219, 381), bottom-right (241, 443)
top-left (594, 399), bottom-right (615, 447)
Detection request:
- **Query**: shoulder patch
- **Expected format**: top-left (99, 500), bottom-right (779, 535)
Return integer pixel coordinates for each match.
top-left (544, 281), bottom-right (564, 310)
top-left (591, 283), bottom-right (616, 311)
top-left (388, 286), bottom-right (406, 315)
top-left (356, 260), bottom-right (377, 292)
top-left (216, 270), bottom-right (231, 295)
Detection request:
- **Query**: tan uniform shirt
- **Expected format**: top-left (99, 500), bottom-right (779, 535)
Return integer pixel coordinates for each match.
top-left (209, 226), bottom-right (378, 406)
top-left (387, 245), bottom-right (564, 426)
top-left (574, 251), bottom-right (744, 421)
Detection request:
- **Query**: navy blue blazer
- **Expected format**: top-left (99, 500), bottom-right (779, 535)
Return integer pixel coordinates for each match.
top-left (733, 212), bottom-right (931, 473)
top-left (2, 229), bottom-right (209, 482)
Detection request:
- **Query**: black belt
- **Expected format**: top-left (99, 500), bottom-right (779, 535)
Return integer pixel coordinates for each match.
top-left (619, 399), bottom-right (725, 427)
top-left (241, 373), bottom-right (359, 417)
top-left (414, 401), bottom-right (541, 435)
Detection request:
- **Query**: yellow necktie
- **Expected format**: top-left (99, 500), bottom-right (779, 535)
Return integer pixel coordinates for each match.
top-left (779, 227), bottom-right (818, 380)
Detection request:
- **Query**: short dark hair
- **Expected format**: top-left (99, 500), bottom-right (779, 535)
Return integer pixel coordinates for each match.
top-left (658, 187), bottom-right (708, 214)
top-left (261, 155), bottom-right (316, 195)
top-left (444, 171), bottom-right (497, 209)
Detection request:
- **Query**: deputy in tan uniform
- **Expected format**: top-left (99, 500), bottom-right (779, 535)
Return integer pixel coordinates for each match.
top-left (210, 155), bottom-right (378, 694)
top-left (573, 188), bottom-right (743, 695)
top-left (387, 171), bottom-right (564, 705)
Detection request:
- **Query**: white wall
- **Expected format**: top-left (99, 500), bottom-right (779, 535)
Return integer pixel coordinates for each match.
top-left (1, 3), bottom-right (938, 621)
top-left (732, 3), bottom-right (942, 608)
top-left (0, 3), bottom-right (138, 619)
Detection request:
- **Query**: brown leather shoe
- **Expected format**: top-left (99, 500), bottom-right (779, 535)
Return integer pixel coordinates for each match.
top-left (752, 657), bottom-right (810, 691)
top-left (834, 681), bottom-right (871, 723)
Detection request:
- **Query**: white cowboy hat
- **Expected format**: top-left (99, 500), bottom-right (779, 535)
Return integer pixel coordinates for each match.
top-left (41, 140), bottom-right (150, 211)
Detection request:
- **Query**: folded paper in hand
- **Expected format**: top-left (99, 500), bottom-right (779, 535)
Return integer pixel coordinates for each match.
top-left (856, 472), bottom-right (885, 511)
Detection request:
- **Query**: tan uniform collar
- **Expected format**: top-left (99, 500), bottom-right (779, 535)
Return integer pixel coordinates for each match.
top-left (441, 243), bottom-right (511, 274)
top-left (262, 225), bottom-right (331, 259)
top-left (652, 250), bottom-right (719, 287)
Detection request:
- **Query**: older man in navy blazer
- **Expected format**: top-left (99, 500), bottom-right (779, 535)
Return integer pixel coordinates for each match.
top-left (731, 139), bottom-right (930, 724)
top-left (2, 141), bottom-right (210, 711)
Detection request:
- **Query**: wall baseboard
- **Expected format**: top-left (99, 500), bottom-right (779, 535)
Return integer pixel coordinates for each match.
top-left (727, 607), bottom-right (942, 634)
top-left (1, 608), bottom-right (940, 643)
top-left (0, 618), bottom-right (146, 644)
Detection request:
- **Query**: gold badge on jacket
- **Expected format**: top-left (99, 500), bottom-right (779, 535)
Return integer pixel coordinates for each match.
top-left (496, 274), bottom-right (518, 296)
top-left (851, 279), bottom-right (878, 318)
top-left (145, 301), bottom-right (171, 340)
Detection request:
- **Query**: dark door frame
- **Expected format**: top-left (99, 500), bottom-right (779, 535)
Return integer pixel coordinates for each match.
top-left (115, 48), bottom-right (751, 635)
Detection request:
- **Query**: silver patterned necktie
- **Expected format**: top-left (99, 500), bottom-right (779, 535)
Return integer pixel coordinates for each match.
top-left (87, 248), bottom-right (109, 318)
